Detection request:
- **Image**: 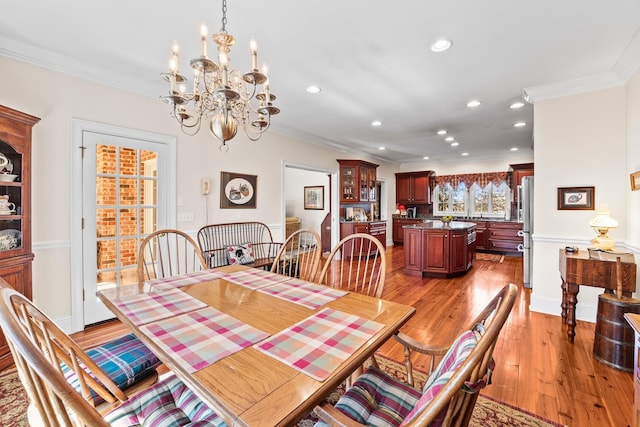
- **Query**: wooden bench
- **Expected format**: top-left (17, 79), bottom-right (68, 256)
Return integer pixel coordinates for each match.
top-left (197, 222), bottom-right (281, 269)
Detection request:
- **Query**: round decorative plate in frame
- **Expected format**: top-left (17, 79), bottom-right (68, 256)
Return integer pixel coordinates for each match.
top-left (225, 178), bottom-right (254, 205)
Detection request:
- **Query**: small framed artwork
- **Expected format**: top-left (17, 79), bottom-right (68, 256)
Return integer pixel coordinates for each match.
top-left (220, 171), bottom-right (257, 209)
top-left (304, 186), bottom-right (324, 210)
top-left (631, 171), bottom-right (640, 191)
top-left (557, 186), bottom-right (595, 210)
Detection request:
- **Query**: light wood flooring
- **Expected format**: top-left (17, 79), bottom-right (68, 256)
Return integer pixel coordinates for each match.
top-left (71, 245), bottom-right (634, 427)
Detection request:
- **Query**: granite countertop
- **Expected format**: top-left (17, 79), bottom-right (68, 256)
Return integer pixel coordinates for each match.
top-left (340, 219), bottom-right (386, 224)
top-left (403, 221), bottom-right (477, 230)
top-left (392, 215), bottom-right (512, 223)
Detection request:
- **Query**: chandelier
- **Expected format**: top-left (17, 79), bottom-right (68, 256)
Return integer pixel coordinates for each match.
top-left (160, 0), bottom-right (279, 150)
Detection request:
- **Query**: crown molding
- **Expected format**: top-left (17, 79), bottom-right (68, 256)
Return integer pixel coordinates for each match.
top-left (523, 28), bottom-right (640, 103)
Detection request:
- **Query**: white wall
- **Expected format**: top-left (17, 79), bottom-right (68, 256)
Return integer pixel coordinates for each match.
top-left (627, 71), bottom-right (640, 250)
top-left (399, 156), bottom-right (534, 175)
top-left (531, 82), bottom-right (638, 322)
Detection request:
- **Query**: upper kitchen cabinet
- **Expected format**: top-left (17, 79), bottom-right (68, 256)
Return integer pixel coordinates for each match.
top-left (337, 160), bottom-right (378, 203)
top-left (509, 163), bottom-right (534, 202)
top-left (395, 171), bottom-right (434, 205)
top-left (510, 162), bottom-right (534, 184)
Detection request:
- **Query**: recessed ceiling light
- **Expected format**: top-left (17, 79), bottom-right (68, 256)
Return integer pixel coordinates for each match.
top-left (423, 156), bottom-right (429, 160)
top-left (437, 129), bottom-right (447, 135)
top-left (451, 142), bottom-right (459, 147)
top-left (445, 136), bottom-right (454, 142)
top-left (430, 39), bottom-right (452, 53)
top-left (514, 122), bottom-right (526, 127)
top-left (306, 85), bottom-right (321, 94)
top-left (510, 102), bottom-right (524, 109)
top-left (378, 146), bottom-right (386, 150)
top-left (371, 120), bottom-right (382, 127)
top-left (461, 152), bottom-right (469, 156)
top-left (510, 147), bottom-right (519, 151)
top-left (467, 100), bottom-right (482, 108)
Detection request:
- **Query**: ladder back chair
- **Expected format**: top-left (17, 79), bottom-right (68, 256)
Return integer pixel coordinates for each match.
top-left (316, 233), bottom-right (386, 298)
top-left (314, 283), bottom-right (519, 427)
top-left (137, 229), bottom-right (207, 284)
top-left (270, 228), bottom-right (322, 282)
top-left (0, 287), bottom-right (226, 426)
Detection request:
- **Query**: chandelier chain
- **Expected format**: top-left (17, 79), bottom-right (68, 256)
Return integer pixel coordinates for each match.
top-left (220, 0), bottom-right (228, 34)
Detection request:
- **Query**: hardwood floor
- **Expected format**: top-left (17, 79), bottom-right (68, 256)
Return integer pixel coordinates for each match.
top-left (70, 245), bottom-right (633, 427)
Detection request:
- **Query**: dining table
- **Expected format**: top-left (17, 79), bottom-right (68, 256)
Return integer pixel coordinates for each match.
top-left (97, 264), bottom-right (415, 427)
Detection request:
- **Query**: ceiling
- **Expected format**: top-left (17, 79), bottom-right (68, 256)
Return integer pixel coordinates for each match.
top-left (1, 1), bottom-right (640, 166)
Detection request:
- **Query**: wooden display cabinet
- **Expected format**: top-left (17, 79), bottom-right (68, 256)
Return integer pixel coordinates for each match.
top-left (337, 159), bottom-right (378, 203)
top-left (0, 105), bottom-right (39, 371)
top-left (395, 171), bottom-right (434, 205)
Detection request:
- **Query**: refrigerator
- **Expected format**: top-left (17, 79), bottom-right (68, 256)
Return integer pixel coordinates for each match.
top-left (518, 176), bottom-right (534, 288)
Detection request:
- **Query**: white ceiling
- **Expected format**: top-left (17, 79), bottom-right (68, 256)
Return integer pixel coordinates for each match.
top-left (1, 0), bottom-right (640, 165)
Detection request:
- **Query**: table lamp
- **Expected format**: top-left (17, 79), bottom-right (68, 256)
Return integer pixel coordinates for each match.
top-left (589, 205), bottom-right (618, 250)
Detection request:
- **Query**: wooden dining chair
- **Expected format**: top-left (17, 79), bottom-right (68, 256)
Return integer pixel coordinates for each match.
top-left (137, 228), bottom-right (207, 283)
top-left (270, 228), bottom-right (322, 282)
top-left (0, 287), bottom-right (226, 426)
top-left (316, 233), bottom-right (386, 298)
top-left (314, 283), bottom-right (519, 427)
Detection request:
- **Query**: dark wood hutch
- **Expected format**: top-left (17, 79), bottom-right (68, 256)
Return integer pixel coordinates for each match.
top-left (0, 105), bottom-right (39, 371)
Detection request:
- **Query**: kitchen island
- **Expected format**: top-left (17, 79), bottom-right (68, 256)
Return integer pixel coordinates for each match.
top-left (403, 221), bottom-right (476, 277)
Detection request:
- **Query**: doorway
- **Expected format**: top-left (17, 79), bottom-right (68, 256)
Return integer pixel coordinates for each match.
top-left (71, 121), bottom-right (176, 331)
top-left (282, 162), bottom-right (339, 253)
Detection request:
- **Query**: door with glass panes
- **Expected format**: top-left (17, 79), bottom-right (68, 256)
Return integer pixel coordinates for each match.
top-left (82, 131), bottom-right (169, 325)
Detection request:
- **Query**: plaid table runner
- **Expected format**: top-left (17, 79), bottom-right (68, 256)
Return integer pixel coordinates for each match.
top-left (112, 287), bottom-right (207, 326)
top-left (140, 307), bottom-right (270, 373)
top-left (254, 308), bottom-right (384, 381)
top-left (258, 278), bottom-right (347, 309)
top-left (147, 270), bottom-right (226, 289)
top-left (223, 268), bottom-right (291, 290)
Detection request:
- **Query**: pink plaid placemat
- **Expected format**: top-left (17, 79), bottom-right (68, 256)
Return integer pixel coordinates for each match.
top-left (254, 307), bottom-right (384, 381)
top-left (147, 270), bottom-right (226, 289)
top-left (112, 287), bottom-right (207, 326)
top-left (140, 307), bottom-right (270, 373)
top-left (258, 278), bottom-right (347, 309)
top-left (223, 268), bottom-right (290, 290)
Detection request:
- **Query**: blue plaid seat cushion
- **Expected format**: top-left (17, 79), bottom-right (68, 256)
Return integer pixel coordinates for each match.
top-left (104, 374), bottom-right (227, 426)
top-left (314, 366), bottom-right (421, 427)
top-left (63, 333), bottom-right (161, 405)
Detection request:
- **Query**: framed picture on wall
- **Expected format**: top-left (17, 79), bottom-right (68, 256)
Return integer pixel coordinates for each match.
top-left (557, 186), bottom-right (594, 210)
top-left (631, 171), bottom-right (640, 191)
top-left (220, 171), bottom-right (257, 209)
top-left (304, 186), bottom-right (324, 210)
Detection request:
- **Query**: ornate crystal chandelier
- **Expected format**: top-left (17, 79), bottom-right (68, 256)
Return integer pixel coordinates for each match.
top-left (160, 0), bottom-right (279, 150)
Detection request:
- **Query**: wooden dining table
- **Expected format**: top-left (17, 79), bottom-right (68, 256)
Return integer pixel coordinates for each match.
top-left (97, 264), bottom-right (415, 427)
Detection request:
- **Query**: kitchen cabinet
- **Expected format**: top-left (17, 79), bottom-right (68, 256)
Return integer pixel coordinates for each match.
top-left (487, 221), bottom-right (523, 255)
top-left (337, 159), bottom-right (378, 203)
top-left (474, 221), bottom-right (487, 251)
top-left (402, 222), bottom-right (476, 277)
top-left (392, 217), bottom-right (421, 244)
top-left (395, 171), bottom-right (433, 204)
top-left (509, 163), bottom-right (534, 202)
top-left (340, 221), bottom-right (387, 256)
top-left (0, 105), bottom-right (39, 372)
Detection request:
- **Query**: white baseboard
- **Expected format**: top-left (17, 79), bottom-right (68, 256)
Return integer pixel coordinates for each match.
top-left (530, 295), bottom-right (596, 323)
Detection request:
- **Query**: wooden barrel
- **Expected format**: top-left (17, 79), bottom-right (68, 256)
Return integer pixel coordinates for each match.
top-left (593, 293), bottom-right (640, 372)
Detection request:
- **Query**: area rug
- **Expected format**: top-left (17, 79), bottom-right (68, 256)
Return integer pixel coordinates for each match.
top-left (476, 252), bottom-right (505, 263)
top-left (0, 369), bottom-right (28, 427)
top-left (1, 357), bottom-right (564, 427)
top-left (297, 354), bottom-right (566, 427)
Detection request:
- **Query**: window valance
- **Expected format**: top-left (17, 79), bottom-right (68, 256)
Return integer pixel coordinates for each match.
top-left (433, 171), bottom-right (509, 189)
